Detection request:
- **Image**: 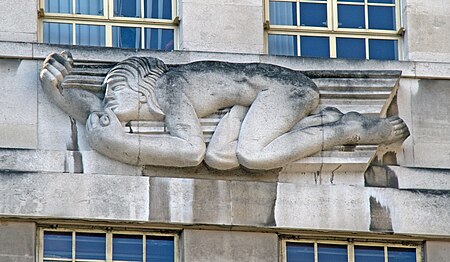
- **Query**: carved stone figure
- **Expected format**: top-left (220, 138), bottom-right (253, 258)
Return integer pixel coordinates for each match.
top-left (40, 51), bottom-right (409, 170)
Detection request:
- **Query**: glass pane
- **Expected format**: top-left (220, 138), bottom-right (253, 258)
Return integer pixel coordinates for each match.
top-left (286, 242), bottom-right (314, 262)
top-left (368, 0), bottom-right (394, 3)
top-left (75, 233), bottom-right (106, 260)
top-left (368, 6), bottom-right (396, 30)
top-left (147, 236), bottom-right (175, 262)
top-left (43, 22), bottom-right (73, 45)
top-left (145, 28), bottom-right (174, 51)
top-left (369, 39), bottom-right (398, 60)
top-left (338, 4), bottom-right (365, 29)
top-left (45, 0), bottom-right (72, 13)
top-left (337, 0), bottom-right (364, 2)
top-left (113, 234), bottom-right (143, 261)
top-left (355, 246), bottom-right (384, 262)
top-left (144, 0), bottom-right (172, 19)
top-left (76, 0), bottom-right (103, 15)
top-left (43, 232), bottom-right (72, 259)
top-left (388, 247), bottom-right (416, 262)
top-left (269, 1), bottom-right (297, 26)
top-left (114, 0), bottom-right (141, 17)
top-left (112, 26), bottom-right (141, 49)
top-left (300, 3), bottom-right (327, 27)
top-left (337, 37), bottom-right (365, 59)
top-left (300, 36), bottom-right (329, 58)
top-left (76, 24), bottom-right (105, 47)
top-left (318, 244), bottom-right (348, 262)
top-left (268, 34), bottom-right (298, 56)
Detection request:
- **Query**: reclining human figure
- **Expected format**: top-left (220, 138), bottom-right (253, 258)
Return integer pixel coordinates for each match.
top-left (40, 51), bottom-right (409, 170)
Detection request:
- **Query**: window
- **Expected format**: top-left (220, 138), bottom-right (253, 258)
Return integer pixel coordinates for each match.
top-left (265, 0), bottom-right (401, 60)
top-left (39, 0), bottom-right (177, 51)
top-left (283, 239), bottom-right (421, 262)
top-left (39, 227), bottom-right (177, 262)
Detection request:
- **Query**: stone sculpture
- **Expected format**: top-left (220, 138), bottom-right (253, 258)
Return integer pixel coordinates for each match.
top-left (40, 51), bottom-right (409, 170)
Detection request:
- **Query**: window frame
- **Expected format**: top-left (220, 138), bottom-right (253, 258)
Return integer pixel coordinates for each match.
top-left (37, 226), bottom-right (179, 262)
top-left (38, 0), bottom-right (178, 49)
top-left (280, 238), bottom-right (422, 262)
top-left (264, 0), bottom-right (403, 59)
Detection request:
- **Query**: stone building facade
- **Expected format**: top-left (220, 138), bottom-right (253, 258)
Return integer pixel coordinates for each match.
top-left (0, 0), bottom-right (450, 261)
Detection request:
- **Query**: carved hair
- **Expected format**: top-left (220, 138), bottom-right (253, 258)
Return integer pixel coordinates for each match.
top-left (103, 56), bottom-right (169, 117)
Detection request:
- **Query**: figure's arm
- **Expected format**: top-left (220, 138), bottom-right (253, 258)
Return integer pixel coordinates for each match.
top-left (40, 51), bottom-right (103, 123)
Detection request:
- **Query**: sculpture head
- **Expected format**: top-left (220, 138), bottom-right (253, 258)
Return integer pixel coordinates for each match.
top-left (103, 57), bottom-right (168, 122)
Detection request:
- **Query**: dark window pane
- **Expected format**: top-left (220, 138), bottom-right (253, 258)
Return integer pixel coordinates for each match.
top-left (145, 28), bottom-right (174, 51)
top-left (338, 4), bottom-right (365, 29)
top-left (300, 3), bottom-right (327, 27)
top-left (300, 36), bottom-right (329, 58)
top-left (269, 1), bottom-right (297, 26)
top-left (388, 247), bottom-right (416, 262)
top-left (368, 0), bottom-right (394, 3)
top-left (337, 37), bottom-right (365, 59)
top-left (318, 244), bottom-right (347, 262)
top-left (112, 27), bottom-right (141, 49)
top-left (45, 0), bottom-right (72, 13)
top-left (43, 22), bottom-right (73, 45)
top-left (337, 0), bottom-right (364, 2)
top-left (76, 233), bottom-right (106, 260)
top-left (369, 39), bottom-right (398, 60)
top-left (268, 34), bottom-right (298, 56)
top-left (144, 0), bottom-right (172, 19)
top-left (114, 0), bottom-right (141, 17)
top-left (355, 246), bottom-right (385, 262)
top-left (113, 234), bottom-right (143, 261)
top-left (286, 242), bottom-right (314, 262)
top-left (368, 6), bottom-right (396, 30)
top-left (43, 232), bottom-right (72, 259)
top-left (147, 236), bottom-right (174, 262)
top-left (76, 0), bottom-right (103, 15)
top-left (76, 24), bottom-right (105, 47)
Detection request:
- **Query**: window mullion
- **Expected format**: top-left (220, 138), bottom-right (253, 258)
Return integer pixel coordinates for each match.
top-left (141, 0), bottom-right (145, 18)
top-left (364, 0), bottom-right (368, 29)
top-left (72, 231), bottom-right (76, 262)
top-left (365, 37), bottom-right (369, 59)
top-left (296, 0), bottom-right (300, 27)
top-left (143, 235), bottom-right (146, 262)
top-left (72, 21), bottom-right (76, 45)
top-left (141, 26), bottom-right (145, 49)
top-left (384, 245), bottom-right (388, 262)
top-left (106, 232), bottom-right (112, 262)
top-left (348, 243), bottom-right (354, 262)
top-left (72, 0), bottom-right (76, 14)
top-left (106, 24), bottom-right (112, 47)
top-left (314, 242), bottom-right (318, 262)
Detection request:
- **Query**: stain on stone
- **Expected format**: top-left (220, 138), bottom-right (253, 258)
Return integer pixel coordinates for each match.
top-left (148, 178), bottom-right (171, 222)
top-left (365, 165), bottom-right (399, 188)
top-left (66, 117), bottom-right (83, 173)
top-left (369, 196), bottom-right (393, 232)
top-left (403, 189), bottom-right (450, 197)
top-left (266, 187), bottom-right (277, 227)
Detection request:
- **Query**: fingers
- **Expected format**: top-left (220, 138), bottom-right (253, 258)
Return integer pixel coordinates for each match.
top-left (87, 109), bottom-right (121, 131)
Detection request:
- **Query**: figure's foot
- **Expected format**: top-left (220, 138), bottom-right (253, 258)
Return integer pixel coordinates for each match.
top-left (339, 112), bottom-right (409, 145)
top-left (292, 107), bottom-right (344, 130)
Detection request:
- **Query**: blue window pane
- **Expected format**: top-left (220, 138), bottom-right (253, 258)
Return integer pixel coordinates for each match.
top-left (113, 234), bottom-right (143, 261)
top-left (337, 0), bottom-right (364, 2)
top-left (76, 24), bottom-right (105, 47)
top-left (145, 0), bottom-right (172, 19)
top-left (76, 233), bottom-right (106, 260)
top-left (368, 0), bottom-right (394, 3)
top-left (369, 6), bottom-right (396, 30)
top-left (369, 39), bottom-right (398, 60)
top-left (286, 242), bottom-right (314, 262)
top-left (268, 34), bottom-right (298, 56)
top-left (145, 28), bottom-right (174, 51)
top-left (147, 236), bottom-right (174, 262)
top-left (112, 27), bottom-right (141, 49)
top-left (300, 36), bottom-right (329, 58)
top-left (388, 247), bottom-right (416, 262)
top-left (318, 244), bottom-right (348, 262)
top-left (269, 1), bottom-right (297, 26)
top-left (76, 0), bottom-right (103, 15)
top-left (355, 246), bottom-right (384, 262)
top-left (300, 3), bottom-right (327, 27)
top-left (337, 37), bottom-right (365, 59)
top-left (45, 0), bottom-right (72, 13)
top-left (43, 232), bottom-right (72, 259)
top-left (43, 22), bottom-right (73, 45)
top-left (338, 4), bottom-right (365, 29)
top-left (114, 0), bottom-right (141, 17)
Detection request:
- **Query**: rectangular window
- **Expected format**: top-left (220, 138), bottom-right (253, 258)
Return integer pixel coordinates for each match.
top-left (283, 239), bottom-right (421, 262)
top-left (39, 228), bottom-right (177, 262)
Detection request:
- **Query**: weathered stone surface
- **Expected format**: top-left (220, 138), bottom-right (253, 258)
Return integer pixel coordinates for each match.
top-left (425, 241), bottom-right (450, 262)
top-left (182, 229), bottom-right (278, 262)
top-left (0, 0), bottom-right (37, 42)
top-left (0, 222), bottom-right (35, 262)
top-left (0, 173), bottom-right (149, 221)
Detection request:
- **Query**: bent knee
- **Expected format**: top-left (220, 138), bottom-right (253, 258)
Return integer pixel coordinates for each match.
top-left (204, 148), bottom-right (239, 170)
top-left (236, 148), bottom-right (279, 170)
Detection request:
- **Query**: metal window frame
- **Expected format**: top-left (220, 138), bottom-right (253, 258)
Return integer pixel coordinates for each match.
top-left (37, 227), bottom-right (179, 262)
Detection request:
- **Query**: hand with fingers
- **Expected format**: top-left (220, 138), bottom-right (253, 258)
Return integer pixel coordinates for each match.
top-left (40, 51), bottom-right (73, 96)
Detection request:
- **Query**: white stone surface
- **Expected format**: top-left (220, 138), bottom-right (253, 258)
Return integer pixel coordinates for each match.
top-left (388, 166), bottom-right (450, 190)
top-left (425, 241), bottom-right (450, 262)
top-left (0, 0), bottom-right (37, 42)
top-left (0, 222), bottom-right (35, 262)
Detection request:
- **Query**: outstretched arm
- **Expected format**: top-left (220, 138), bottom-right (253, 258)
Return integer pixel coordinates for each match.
top-left (40, 51), bottom-right (103, 123)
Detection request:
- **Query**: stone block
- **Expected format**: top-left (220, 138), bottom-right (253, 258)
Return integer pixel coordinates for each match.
top-left (0, 149), bottom-right (65, 173)
top-left (425, 241), bottom-right (450, 262)
top-left (396, 79), bottom-right (415, 166)
top-left (0, 221), bottom-right (35, 262)
top-left (0, 42), bottom-right (33, 58)
top-left (0, 173), bottom-right (149, 221)
top-left (182, 229), bottom-right (278, 262)
top-left (0, 0), bottom-right (37, 42)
